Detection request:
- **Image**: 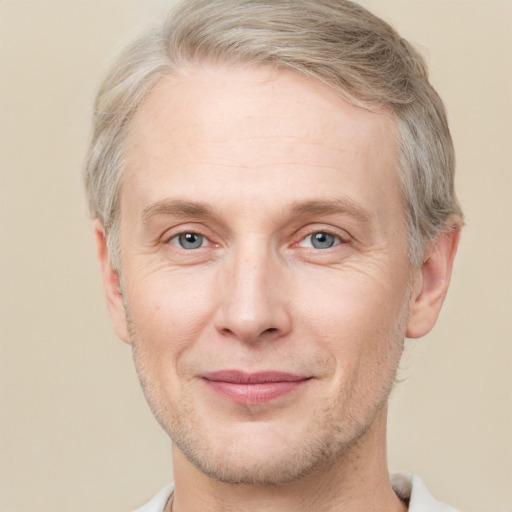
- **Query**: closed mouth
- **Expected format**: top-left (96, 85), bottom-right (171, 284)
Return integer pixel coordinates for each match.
top-left (200, 370), bottom-right (312, 404)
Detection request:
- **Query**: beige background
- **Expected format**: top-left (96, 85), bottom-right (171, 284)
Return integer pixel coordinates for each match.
top-left (0, 1), bottom-right (510, 511)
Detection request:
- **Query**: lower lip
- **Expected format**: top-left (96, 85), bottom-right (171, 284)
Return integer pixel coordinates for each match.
top-left (203, 379), bottom-right (308, 405)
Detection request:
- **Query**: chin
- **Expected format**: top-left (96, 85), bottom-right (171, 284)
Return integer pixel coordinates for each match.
top-left (167, 406), bottom-right (361, 487)
top-left (175, 431), bottom-right (334, 486)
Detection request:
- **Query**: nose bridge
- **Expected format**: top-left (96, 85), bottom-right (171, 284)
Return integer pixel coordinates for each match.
top-left (215, 238), bottom-right (291, 342)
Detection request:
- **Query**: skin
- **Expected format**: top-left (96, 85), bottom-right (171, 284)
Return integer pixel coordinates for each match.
top-left (95, 64), bottom-right (460, 512)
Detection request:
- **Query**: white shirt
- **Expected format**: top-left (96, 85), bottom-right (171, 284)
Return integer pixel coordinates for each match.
top-left (135, 472), bottom-right (459, 512)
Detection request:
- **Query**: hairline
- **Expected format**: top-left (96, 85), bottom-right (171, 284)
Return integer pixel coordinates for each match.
top-left (86, 0), bottom-right (463, 271)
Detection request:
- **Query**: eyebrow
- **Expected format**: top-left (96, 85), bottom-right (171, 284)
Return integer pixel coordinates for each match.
top-left (289, 198), bottom-right (373, 225)
top-left (142, 199), bottom-right (216, 224)
top-left (141, 197), bottom-right (373, 225)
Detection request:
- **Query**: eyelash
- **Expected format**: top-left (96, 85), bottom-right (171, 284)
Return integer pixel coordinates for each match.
top-left (296, 229), bottom-right (347, 250)
top-left (167, 231), bottom-right (211, 250)
top-left (165, 227), bottom-right (348, 252)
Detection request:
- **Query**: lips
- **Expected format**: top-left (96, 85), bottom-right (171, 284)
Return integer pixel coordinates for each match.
top-left (201, 371), bottom-right (311, 405)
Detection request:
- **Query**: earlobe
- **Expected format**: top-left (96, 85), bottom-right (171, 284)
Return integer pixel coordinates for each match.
top-left (406, 223), bottom-right (461, 339)
top-left (93, 220), bottom-right (131, 344)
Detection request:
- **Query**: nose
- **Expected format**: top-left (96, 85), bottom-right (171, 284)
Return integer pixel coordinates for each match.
top-left (214, 243), bottom-right (292, 344)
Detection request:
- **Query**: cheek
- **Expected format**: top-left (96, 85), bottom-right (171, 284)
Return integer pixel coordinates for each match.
top-left (294, 270), bottom-right (409, 422)
top-left (125, 271), bottom-right (218, 418)
top-left (297, 268), bottom-right (406, 332)
top-left (124, 268), bottom-right (217, 357)
top-left (292, 265), bottom-right (410, 371)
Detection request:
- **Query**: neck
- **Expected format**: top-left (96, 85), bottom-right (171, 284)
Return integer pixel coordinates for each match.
top-left (169, 407), bottom-right (407, 512)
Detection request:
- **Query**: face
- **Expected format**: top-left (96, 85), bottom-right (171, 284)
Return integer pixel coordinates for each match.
top-left (104, 64), bottom-right (419, 484)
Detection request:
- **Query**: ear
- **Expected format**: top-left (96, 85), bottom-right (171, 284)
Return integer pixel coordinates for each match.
top-left (93, 220), bottom-right (131, 344)
top-left (406, 223), bottom-right (461, 339)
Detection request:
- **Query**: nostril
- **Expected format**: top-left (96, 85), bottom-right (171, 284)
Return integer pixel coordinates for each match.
top-left (264, 328), bottom-right (277, 334)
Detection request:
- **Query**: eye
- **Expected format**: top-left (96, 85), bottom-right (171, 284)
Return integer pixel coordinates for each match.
top-left (301, 231), bottom-right (341, 249)
top-left (170, 232), bottom-right (207, 250)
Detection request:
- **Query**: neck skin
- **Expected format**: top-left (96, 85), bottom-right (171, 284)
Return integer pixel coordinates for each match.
top-left (168, 406), bottom-right (407, 512)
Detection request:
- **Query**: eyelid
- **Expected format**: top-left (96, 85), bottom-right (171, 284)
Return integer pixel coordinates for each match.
top-left (169, 232), bottom-right (208, 249)
top-left (162, 224), bottom-right (217, 247)
top-left (293, 225), bottom-right (351, 247)
top-left (300, 232), bottom-right (340, 249)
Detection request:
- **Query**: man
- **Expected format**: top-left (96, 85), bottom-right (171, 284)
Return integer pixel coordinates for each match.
top-left (84, 1), bottom-right (462, 510)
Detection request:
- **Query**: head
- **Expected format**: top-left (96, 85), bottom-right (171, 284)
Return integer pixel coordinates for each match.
top-left (86, 0), bottom-right (462, 487)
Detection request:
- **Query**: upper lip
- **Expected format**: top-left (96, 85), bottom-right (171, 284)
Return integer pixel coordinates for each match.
top-left (201, 370), bottom-right (309, 384)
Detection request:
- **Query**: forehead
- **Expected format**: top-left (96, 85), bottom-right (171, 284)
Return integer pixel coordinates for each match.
top-left (122, 64), bottom-right (400, 226)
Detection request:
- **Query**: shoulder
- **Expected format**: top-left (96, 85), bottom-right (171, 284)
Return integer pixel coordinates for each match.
top-left (391, 472), bottom-right (460, 512)
top-left (134, 483), bottom-right (174, 512)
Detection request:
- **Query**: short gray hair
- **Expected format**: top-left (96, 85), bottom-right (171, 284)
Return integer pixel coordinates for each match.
top-left (84, 0), bottom-right (463, 268)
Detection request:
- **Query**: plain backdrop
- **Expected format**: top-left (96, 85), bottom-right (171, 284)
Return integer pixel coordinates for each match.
top-left (0, 1), bottom-right (510, 511)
